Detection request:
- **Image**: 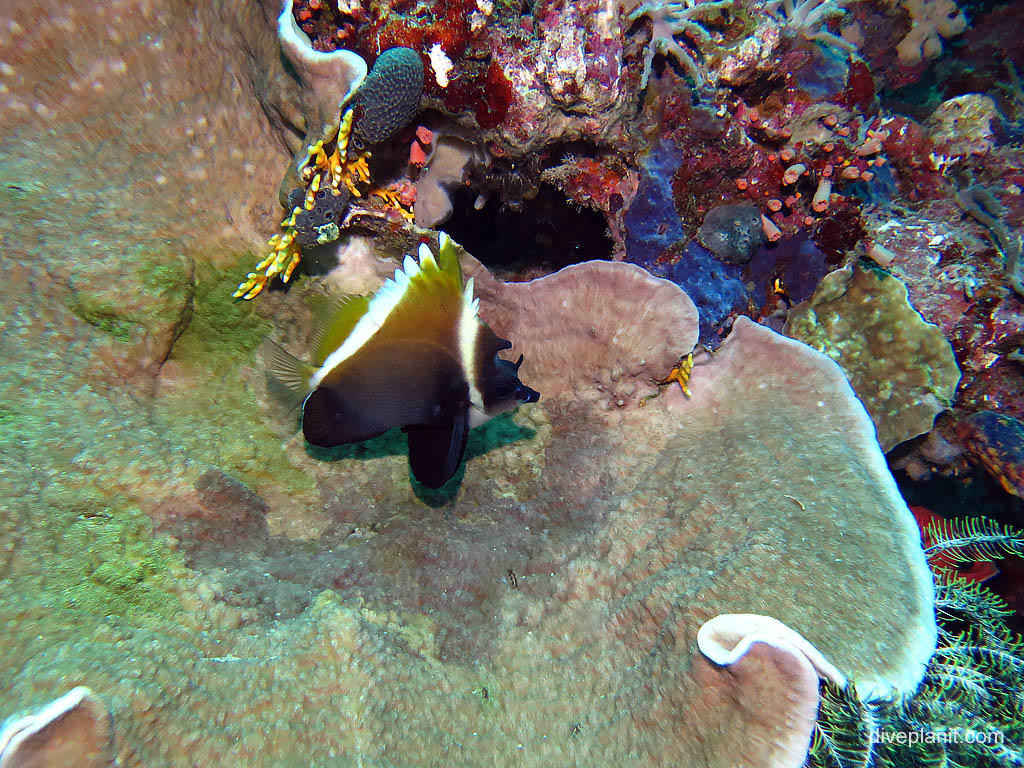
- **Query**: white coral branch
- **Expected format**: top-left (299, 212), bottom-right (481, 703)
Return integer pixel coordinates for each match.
top-left (626, 0), bottom-right (734, 86)
top-left (764, 0), bottom-right (859, 52)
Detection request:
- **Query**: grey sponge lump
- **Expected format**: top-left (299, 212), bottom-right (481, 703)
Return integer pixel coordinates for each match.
top-left (698, 203), bottom-right (764, 264)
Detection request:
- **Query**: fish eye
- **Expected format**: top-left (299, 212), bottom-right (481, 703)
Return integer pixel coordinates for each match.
top-left (493, 381), bottom-right (515, 399)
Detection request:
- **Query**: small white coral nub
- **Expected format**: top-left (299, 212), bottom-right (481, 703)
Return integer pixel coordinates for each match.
top-left (427, 43), bottom-right (454, 88)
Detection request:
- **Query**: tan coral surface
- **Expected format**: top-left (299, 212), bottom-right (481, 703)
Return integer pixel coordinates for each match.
top-left (785, 264), bottom-right (962, 452)
top-left (0, 0), bottom-right (935, 766)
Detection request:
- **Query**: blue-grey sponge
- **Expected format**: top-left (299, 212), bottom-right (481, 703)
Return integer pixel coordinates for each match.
top-left (698, 203), bottom-right (764, 265)
top-left (353, 47), bottom-right (424, 147)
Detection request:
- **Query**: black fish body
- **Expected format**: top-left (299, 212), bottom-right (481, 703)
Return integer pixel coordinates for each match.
top-left (267, 234), bottom-right (539, 488)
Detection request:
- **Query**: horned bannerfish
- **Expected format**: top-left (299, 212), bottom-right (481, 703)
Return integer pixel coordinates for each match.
top-left (266, 233), bottom-right (540, 488)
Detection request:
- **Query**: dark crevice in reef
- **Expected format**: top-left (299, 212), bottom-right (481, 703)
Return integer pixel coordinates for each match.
top-left (894, 465), bottom-right (1024, 636)
top-left (544, 139), bottom-right (603, 162)
top-left (442, 184), bottom-right (613, 279)
top-left (894, 465), bottom-right (1024, 532)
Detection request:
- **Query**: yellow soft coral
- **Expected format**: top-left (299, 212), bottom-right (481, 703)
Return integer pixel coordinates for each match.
top-left (370, 188), bottom-right (414, 221)
top-left (233, 107), bottom-right (374, 300)
top-left (640, 353), bottom-right (694, 405)
top-left (657, 353), bottom-right (694, 397)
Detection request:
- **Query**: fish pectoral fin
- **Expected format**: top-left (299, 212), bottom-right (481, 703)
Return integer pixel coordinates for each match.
top-left (263, 340), bottom-right (315, 413)
top-left (444, 405), bottom-right (470, 479)
top-left (405, 405), bottom-right (469, 489)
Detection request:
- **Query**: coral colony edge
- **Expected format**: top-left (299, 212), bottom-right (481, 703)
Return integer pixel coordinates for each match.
top-left (0, 0), bottom-right (1022, 765)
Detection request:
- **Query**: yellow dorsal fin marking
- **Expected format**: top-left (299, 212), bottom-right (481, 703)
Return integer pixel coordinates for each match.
top-left (310, 294), bottom-right (371, 367)
top-left (402, 239), bottom-right (462, 305)
top-left (437, 232), bottom-right (464, 290)
top-left (390, 234), bottom-right (464, 316)
top-left (309, 234), bottom-right (471, 387)
top-left (359, 243), bottom-right (461, 340)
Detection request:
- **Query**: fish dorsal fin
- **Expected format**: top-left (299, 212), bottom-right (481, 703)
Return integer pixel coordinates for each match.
top-left (309, 293), bottom-right (371, 367)
top-left (311, 233), bottom-right (474, 387)
top-left (436, 231), bottom-right (465, 291)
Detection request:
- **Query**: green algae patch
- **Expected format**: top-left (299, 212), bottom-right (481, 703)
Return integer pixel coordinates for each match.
top-left (7, 484), bottom-right (188, 625)
top-left (0, 489), bottom-right (194, 708)
top-left (64, 243), bottom-right (195, 344)
top-left (53, 505), bottom-right (186, 621)
top-left (64, 291), bottom-right (142, 343)
top-left (153, 257), bottom-right (313, 496)
top-left (171, 257), bottom-right (272, 364)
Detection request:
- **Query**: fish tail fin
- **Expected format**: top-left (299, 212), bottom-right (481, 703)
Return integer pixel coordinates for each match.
top-left (262, 340), bottom-right (315, 413)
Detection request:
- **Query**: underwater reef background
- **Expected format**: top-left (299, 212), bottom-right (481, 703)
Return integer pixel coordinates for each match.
top-left (0, 0), bottom-right (1022, 765)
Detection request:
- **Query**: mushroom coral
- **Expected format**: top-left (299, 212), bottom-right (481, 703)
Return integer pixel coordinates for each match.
top-left (1, 248), bottom-right (936, 767)
top-left (461, 254), bottom-right (701, 404)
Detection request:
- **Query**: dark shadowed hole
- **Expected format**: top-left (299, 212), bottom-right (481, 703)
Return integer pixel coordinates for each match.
top-left (443, 185), bottom-right (613, 279)
top-left (894, 464), bottom-right (1024, 635)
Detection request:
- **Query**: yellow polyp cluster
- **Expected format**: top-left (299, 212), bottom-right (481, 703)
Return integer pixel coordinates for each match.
top-left (233, 107), bottom-right (363, 301)
top-left (304, 173), bottom-right (322, 209)
top-left (371, 188), bottom-right (414, 221)
top-left (342, 154), bottom-right (371, 196)
top-left (336, 108), bottom-right (355, 164)
top-left (232, 103), bottom-right (419, 300)
top-left (658, 353), bottom-right (694, 398)
top-left (232, 211), bottom-right (305, 300)
top-left (307, 110), bottom-right (371, 199)
top-left (640, 353), bottom-right (695, 406)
